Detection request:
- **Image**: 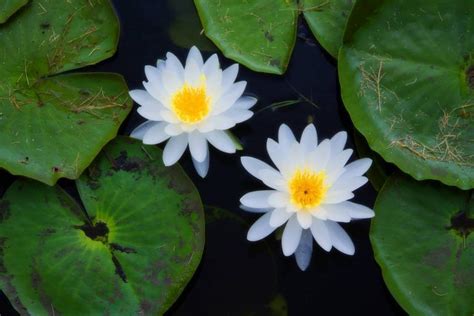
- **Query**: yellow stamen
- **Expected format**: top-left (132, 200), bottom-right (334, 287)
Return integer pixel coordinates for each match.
top-left (171, 79), bottom-right (210, 124)
top-left (289, 169), bottom-right (328, 209)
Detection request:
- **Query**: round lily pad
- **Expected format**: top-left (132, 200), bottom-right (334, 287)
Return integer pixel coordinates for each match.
top-left (0, 0), bottom-right (28, 23)
top-left (0, 137), bottom-right (205, 315)
top-left (194, 0), bottom-right (299, 74)
top-left (339, 0), bottom-right (474, 189)
top-left (302, 0), bottom-right (354, 58)
top-left (371, 173), bottom-right (474, 315)
top-left (0, 0), bottom-right (132, 185)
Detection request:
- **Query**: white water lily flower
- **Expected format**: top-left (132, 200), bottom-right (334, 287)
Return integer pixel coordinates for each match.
top-left (240, 123), bottom-right (374, 271)
top-left (130, 46), bottom-right (256, 177)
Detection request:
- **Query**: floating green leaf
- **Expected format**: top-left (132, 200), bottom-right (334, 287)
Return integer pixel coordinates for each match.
top-left (0, 137), bottom-right (205, 315)
top-left (302, 0), bottom-right (354, 58)
top-left (194, 0), bottom-right (299, 74)
top-left (0, 0), bottom-right (28, 23)
top-left (0, 0), bottom-right (132, 185)
top-left (339, 0), bottom-right (474, 189)
top-left (371, 174), bottom-right (474, 315)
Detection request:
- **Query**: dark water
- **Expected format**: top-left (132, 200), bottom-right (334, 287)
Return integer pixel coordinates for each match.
top-left (0, 0), bottom-right (406, 315)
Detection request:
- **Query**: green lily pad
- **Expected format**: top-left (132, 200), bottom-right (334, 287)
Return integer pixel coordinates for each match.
top-left (301, 0), bottom-right (354, 58)
top-left (193, 0), bottom-right (299, 74)
top-left (0, 137), bottom-right (205, 315)
top-left (168, 0), bottom-right (216, 52)
top-left (371, 173), bottom-right (474, 315)
top-left (339, 0), bottom-right (474, 189)
top-left (0, 0), bottom-right (132, 185)
top-left (0, 0), bottom-right (28, 23)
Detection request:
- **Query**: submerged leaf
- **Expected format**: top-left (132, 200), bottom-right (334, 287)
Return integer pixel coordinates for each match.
top-left (0, 137), bottom-right (205, 315)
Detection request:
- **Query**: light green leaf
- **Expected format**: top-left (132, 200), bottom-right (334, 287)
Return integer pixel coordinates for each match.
top-left (0, 0), bottom-right (28, 23)
top-left (371, 174), bottom-right (474, 315)
top-left (339, 0), bottom-right (474, 189)
top-left (302, 0), bottom-right (354, 58)
top-left (0, 0), bottom-right (132, 185)
top-left (0, 137), bottom-right (205, 315)
top-left (194, 0), bottom-right (299, 74)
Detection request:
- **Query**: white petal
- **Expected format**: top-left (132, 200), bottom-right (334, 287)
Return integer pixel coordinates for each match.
top-left (165, 52), bottom-right (185, 81)
top-left (309, 206), bottom-right (328, 220)
top-left (295, 229), bottom-right (313, 271)
top-left (326, 222), bottom-right (355, 255)
top-left (240, 205), bottom-right (272, 213)
top-left (310, 139), bottom-right (331, 172)
top-left (266, 138), bottom-right (287, 172)
top-left (310, 219), bottom-right (332, 252)
top-left (209, 115), bottom-right (236, 130)
top-left (188, 132), bottom-right (208, 162)
top-left (184, 57), bottom-right (202, 87)
top-left (144, 65), bottom-right (161, 85)
top-left (326, 149), bottom-right (353, 176)
top-left (162, 134), bottom-right (188, 166)
top-left (137, 106), bottom-right (163, 121)
top-left (192, 146), bottom-right (210, 178)
top-left (206, 130), bottom-right (236, 153)
top-left (247, 212), bottom-right (277, 242)
top-left (333, 201), bottom-right (375, 219)
top-left (282, 215), bottom-right (303, 256)
top-left (259, 169), bottom-right (286, 191)
top-left (240, 190), bottom-right (274, 208)
top-left (143, 80), bottom-right (168, 106)
top-left (332, 176), bottom-right (368, 192)
top-left (297, 212), bottom-right (313, 229)
top-left (221, 109), bottom-right (253, 124)
top-left (129, 89), bottom-right (163, 108)
top-left (213, 81), bottom-right (247, 115)
top-left (330, 131), bottom-right (347, 154)
top-left (342, 158), bottom-right (373, 178)
top-left (278, 124), bottom-right (296, 147)
top-left (186, 46), bottom-right (204, 69)
top-left (300, 124), bottom-right (317, 153)
top-left (130, 121), bottom-right (158, 140)
top-left (142, 122), bottom-right (170, 145)
top-left (323, 204), bottom-right (351, 223)
top-left (241, 157), bottom-right (279, 180)
top-left (323, 190), bottom-right (354, 204)
top-left (160, 110), bottom-right (179, 124)
top-left (220, 64), bottom-right (239, 93)
top-left (164, 124), bottom-right (184, 136)
top-left (233, 96), bottom-right (257, 110)
top-left (268, 191), bottom-right (288, 208)
top-left (202, 54), bottom-right (219, 77)
top-left (269, 207), bottom-right (292, 228)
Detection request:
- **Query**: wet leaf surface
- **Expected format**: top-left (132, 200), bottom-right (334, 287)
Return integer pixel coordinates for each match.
top-left (0, 137), bottom-right (205, 315)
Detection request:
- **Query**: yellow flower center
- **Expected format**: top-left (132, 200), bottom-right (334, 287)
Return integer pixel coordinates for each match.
top-left (289, 169), bottom-right (328, 209)
top-left (171, 80), bottom-right (210, 124)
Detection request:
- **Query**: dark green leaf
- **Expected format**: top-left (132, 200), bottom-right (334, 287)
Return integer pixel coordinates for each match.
top-left (0, 0), bottom-right (28, 23)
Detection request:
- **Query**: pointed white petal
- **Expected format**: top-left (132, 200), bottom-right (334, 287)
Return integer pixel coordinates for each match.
top-left (333, 201), bottom-right (375, 219)
top-left (206, 130), bottom-right (236, 153)
top-left (247, 212), bottom-right (277, 241)
top-left (184, 57), bottom-right (202, 87)
top-left (259, 169), bottom-right (286, 191)
top-left (221, 109), bottom-right (253, 124)
top-left (310, 139), bottom-right (331, 172)
top-left (142, 122), bottom-right (170, 145)
top-left (330, 131), bottom-right (347, 154)
top-left (297, 212), bottom-right (313, 229)
top-left (129, 89), bottom-right (163, 108)
top-left (137, 106), bottom-right (163, 121)
top-left (342, 158), bottom-right (373, 178)
top-left (266, 138), bottom-right (287, 172)
top-left (165, 52), bottom-right (185, 81)
top-left (323, 204), bottom-right (352, 223)
top-left (326, 149), bottom-right (353, 176)
top-left (295, 229), bottom-right (313, 271)
top-left (278, 124), bottom-right (296, 147)
top-left (220, 63), bottom-right (239, 93)
top-left (309, 206), bottom-right (328, 220)
top-left (310, 219), bottom-right (332, 252)
top-left (300, 124), bottom-right (317, 153)
top-left (202, 54), bottom-right (219, 77)
top-left (143, 80), bottom-right (168, 106)
top-left (241, 156), bottom-right (278, 180)
top-left (326, 221), bottom-right (355, 255)
top-left (323, 190), bottom-right (354, 204)
top-left (130, 121), bottom-right (158, 140)
top-left (186, 46), bottom-right (204, 69)
top-left (162, 134), bottom-right (188, 166)
top-left (240, 190), bottom-right (274, 208)
top-left (268, 191), bottom-right (289, 208)
top-left (269, 207), bottom-right (292, 228)
top-left (213, 81), bottom-right (247, 115)
top-left (233, 96), bottom-right (257, 110)
top-left (332, 176), bottom-right (368, 192)
top-left (240, 205), bottom-right (272, 213)
top-left (192, 146), bottom-right (210, 178)
top-left (282, 215), bottom-right (303, 256)
top-left (209, 115), bottom-right (236, 130)
top-left (188, 132), bottom-right (208, 162)
top-left (164, 124), bottom-right (184, 136)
